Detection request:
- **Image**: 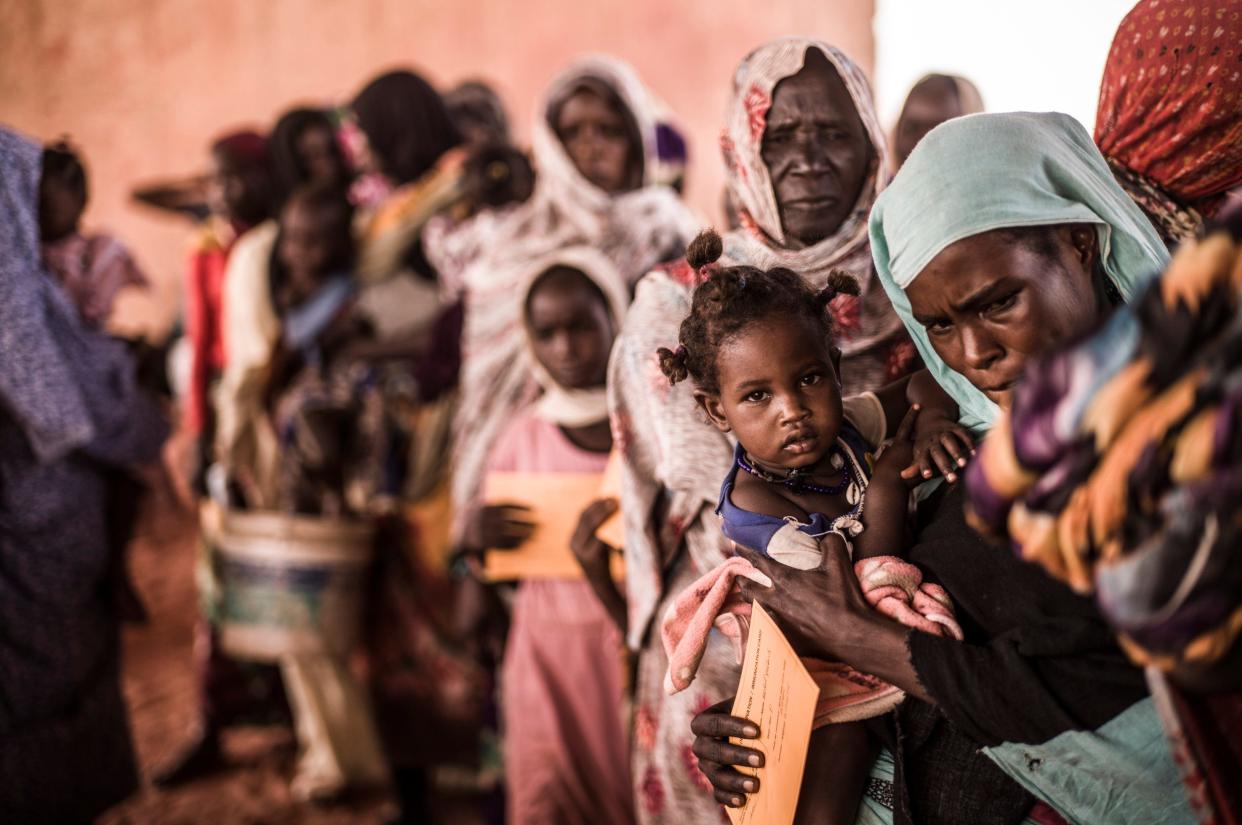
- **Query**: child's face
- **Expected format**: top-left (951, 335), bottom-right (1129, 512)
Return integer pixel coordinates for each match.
top-left (696, 315), bottom-right (844, 471)
top-left (38, 177), bottom-right (85, 242)
top-left (526, 276), bottom-right (614, 390)
top-left (278, 199), bottom-right (344, 293)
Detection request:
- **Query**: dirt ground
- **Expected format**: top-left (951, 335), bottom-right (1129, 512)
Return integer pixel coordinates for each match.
top-left (100, 491), bottom-right (396, 825)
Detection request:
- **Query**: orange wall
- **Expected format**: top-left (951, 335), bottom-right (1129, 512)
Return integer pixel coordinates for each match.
top-left (1, 0), bottom-right (874, 335)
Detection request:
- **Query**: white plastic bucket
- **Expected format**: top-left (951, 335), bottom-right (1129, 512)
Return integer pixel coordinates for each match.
top-left (211, 508), bottom-right (375, 662)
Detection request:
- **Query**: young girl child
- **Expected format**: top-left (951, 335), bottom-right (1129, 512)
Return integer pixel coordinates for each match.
top-left (39, 140), bottom-right (150, 328)
top-left (472, 249), bottom-right (634, 825)
top-left (658, 230), bottom-right (969, 823)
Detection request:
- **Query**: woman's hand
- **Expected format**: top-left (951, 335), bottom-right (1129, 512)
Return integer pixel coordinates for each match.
top-left (736, 541), bottom-right (935, 704)
top-left (570, 497), bottom-right (618, 580)
top-left (734, 537), bottom-right (873, 663)
top-left (690, 698), bottom-right (764, 808)
top-left (474, 503), bottom-right (536, 550)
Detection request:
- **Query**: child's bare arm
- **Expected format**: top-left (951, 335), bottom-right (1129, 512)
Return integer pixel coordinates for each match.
top-left (853, 406), bottom-right (919, 561)
top-left (795, 722), bottom-right (877, 825)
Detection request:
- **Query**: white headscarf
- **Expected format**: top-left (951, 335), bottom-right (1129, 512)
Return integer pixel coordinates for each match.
top-left (716, 38), bottom-right (906, 392)
top-left (442, 56), bottom-right (698, 542)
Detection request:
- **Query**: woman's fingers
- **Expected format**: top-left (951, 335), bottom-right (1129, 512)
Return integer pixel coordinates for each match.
top-left (690, 710), bottom-right (759, 740)
top-left (714, 785), bottom-right (750, 808)
top-left (731, 545), bottom-right (781, 586)
top-left (705, 763), bottom-right (760, 797)
top-left (692, 736), bottom-right (765, 769)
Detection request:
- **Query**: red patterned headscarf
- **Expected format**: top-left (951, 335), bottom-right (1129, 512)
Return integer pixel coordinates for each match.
top-left (1095, 0), bottom-right (1242, 238)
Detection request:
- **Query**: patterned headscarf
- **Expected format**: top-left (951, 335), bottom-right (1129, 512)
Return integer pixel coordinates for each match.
top-left (870, 112), bottom-right (1170, 433)
top-left (718, 38), bottom-right (907, 393)
top-left (1095, 0), bottom-right (1242, 241)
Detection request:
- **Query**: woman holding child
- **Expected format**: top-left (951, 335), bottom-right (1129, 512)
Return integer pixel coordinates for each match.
top-left (690, 113), bottom-right (1195, 825)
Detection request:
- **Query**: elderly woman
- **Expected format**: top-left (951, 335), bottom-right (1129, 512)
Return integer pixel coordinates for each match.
top-left (1095, 0), bottom-right (1242, 246)
top-left (591, 38), bottom-right (913, 825)
top-left (691, 113), bottom-right (1196, 825)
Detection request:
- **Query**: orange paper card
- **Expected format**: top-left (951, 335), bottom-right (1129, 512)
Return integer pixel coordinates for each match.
top-left (595, 450), bottom-right (626, 550)
top-left (727, 601), bottom-right (820, 825)
top-left (483, 471), bottom-right (622, 581)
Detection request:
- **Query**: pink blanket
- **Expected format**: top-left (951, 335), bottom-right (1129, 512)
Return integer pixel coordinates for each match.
top-left (661, 555), bottom-right (963, 728)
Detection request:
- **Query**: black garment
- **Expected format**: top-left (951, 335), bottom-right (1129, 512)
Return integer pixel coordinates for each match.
top-left (877, 484), bottom-right (1149, 825)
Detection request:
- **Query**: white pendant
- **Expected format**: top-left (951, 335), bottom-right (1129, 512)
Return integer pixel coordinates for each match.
top-left (846, 482), bottom-right (860, 505)
top-left (830, 452), bottom-right (845, 470)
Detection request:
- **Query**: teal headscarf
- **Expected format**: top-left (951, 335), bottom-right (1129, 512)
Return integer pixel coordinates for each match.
top-left (869, 112), bottom-right (1169, 433)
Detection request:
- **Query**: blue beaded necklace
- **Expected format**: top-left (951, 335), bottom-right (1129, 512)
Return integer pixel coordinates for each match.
top-left (737, 442), bottom-right (858, 497)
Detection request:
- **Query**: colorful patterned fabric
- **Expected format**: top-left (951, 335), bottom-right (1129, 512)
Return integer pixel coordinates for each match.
top-left (966, 227), bottom-right (1242, 673)
top-left (869, 111), bottom-right (1170, 433)
top-left (1095, 0), bottom-right (1242, 228)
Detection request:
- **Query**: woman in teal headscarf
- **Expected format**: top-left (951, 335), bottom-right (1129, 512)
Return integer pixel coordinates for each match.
top-left (691, 113), bottom-right (1194, 825)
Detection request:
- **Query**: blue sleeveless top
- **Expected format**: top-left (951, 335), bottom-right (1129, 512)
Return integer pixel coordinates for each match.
top-left (716, 422), bottom-right (875, 565)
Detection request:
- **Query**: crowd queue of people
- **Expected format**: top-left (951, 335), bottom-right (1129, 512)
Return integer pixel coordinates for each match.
top-left (2, 0), bottom-right (1241, 823)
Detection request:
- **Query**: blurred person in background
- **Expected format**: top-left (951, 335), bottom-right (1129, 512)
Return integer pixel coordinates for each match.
top-left (445, 80), bottom-right (512, 147)
top-left (215, 105), bottom-right (352, 510)
top-left (153, 129), bottom-right (282, 789)
top-left (444, 54), bottom-right (697, 565)
top-left (471, 252), bottom-right (633, 825)
top-left (0, 125), bottom-right (168, 823)
top-left (891, 73), bottom-right (983, 169)
top-left (39, 139), bottom-right (151, 330)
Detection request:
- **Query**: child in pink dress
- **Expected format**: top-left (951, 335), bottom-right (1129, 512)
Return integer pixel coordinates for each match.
top-left (474, 249), bottom-right (634, 825)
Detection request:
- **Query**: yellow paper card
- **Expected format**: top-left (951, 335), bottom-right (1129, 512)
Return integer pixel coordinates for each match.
top-left (595, 449), bottom-right (626, 550)
top-left (727, 601), bottom-right (820, 825)
top-left (483, 471), bottom-right (616, 581)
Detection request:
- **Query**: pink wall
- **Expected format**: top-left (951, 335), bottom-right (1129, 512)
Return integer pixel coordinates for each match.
top-left (1, 0), bottom-right (874, 335)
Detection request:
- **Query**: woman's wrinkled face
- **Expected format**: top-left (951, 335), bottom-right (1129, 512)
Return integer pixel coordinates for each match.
top-left (554, 88), bottom-right (636, 194)
top-left (526, 270), bottom-right (615, 390)
top-left (905, 226), bottom-right (1103, 409)
top-left (762, 50), bottom-right (872, 249)
top-left (894, 78), bottom-right (963, 168)
top-left (698, 315), bottom-right (844, 472)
